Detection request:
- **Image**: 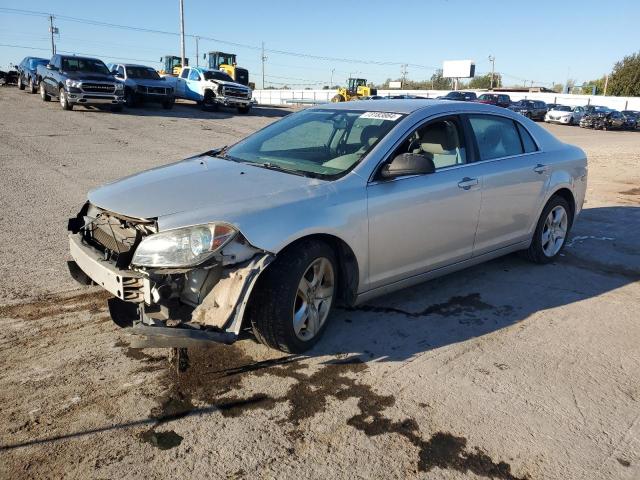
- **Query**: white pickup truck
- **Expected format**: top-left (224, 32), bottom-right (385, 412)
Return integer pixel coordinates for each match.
top-left (166, 66), bottom-right (253, 113)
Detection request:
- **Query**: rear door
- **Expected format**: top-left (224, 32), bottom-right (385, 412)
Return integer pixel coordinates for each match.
top-left (466, 114), bottom-right (548, 255)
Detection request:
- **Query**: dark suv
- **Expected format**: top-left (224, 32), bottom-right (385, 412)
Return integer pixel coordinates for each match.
top-left (16, 57), bottom-right (49, 93)
top-left (110, 63), bottom-right (174, 109)
top-left (475, 93), bottom-right (511, 108)
top-left (37, 55), bottom-right (124, 111)
top-left (438, 91), bottom-right (477, 101)
top-left (508, 100), bottom-right (547, 120)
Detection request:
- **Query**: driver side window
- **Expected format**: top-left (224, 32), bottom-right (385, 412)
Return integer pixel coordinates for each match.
top-left (180, 68), bottom-right (190, 79)
top-left (391, 117), bottom-right (467, 170)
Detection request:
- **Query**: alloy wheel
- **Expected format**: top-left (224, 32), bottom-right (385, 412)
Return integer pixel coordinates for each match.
top-left (292, 257), bottom-right (335, 341)
top-left (541, 205), bottom-right (568, 257)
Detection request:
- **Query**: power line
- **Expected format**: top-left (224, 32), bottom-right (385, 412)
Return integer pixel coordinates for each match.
top-left (0, 43), bottom-right (161, 64)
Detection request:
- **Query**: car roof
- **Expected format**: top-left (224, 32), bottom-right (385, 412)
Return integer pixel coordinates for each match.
top-left (313, 99), bottom-right (516, 115)
top-left (121, 64), bottom-right (155, 69)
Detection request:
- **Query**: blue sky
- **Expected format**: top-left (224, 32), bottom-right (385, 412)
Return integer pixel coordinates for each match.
top-left (1, 0), bottom-right (638, 88)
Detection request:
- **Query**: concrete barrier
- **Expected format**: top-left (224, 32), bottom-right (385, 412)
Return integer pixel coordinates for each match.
top-left (253, 89), bottom-right (640, 111)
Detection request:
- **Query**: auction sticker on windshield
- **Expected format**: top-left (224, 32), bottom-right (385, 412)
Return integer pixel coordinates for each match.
top-left (360, 112), bottom-right (403, 121)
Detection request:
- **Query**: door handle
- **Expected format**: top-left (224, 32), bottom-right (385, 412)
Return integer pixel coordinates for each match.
top-left (457, 177), bottom-right (478, 190)
top-left (533, 164), bottom-right (549, 174)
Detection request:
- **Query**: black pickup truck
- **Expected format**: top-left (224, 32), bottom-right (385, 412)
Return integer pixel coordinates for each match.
top-left (36, 55), bottom-right (125, 111)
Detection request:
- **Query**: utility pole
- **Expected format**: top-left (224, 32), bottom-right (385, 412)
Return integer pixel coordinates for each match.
top-left (401, 64), bottom-right (408, 88)
top-left (261, 42), bottom-right (267, 89)
top-left (48, 15), bottom-right (57, 55)
top-left (488, 55), bottom-right (495, 89)
top-left (330, 68), bottom-right (335, 88)
top-left (179, 0), bottom-right (185, 68)
top-left (195, 36), bottom-right (200, 67)
top-left (603, 74), bottom-right (609, 96)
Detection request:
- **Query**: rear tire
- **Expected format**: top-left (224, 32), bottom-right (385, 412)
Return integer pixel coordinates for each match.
top-left (522, 195), bottom-right (573, 264)
top-left (40, 82), bottom-right (50, 101)
top-left (248, 240), bottom-right (337, 353)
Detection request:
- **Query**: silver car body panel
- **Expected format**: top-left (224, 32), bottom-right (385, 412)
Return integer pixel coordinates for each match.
top-left (87, 99), bottom-right (587, 303)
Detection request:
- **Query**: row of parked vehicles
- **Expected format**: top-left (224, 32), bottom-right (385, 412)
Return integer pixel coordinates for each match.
top-left (13, 54), bottom-right (254, 113)
top-left (434, 91), bottom-right (639, 130)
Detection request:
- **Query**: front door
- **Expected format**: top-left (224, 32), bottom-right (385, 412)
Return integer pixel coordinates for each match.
top-left (176, 68), bottom-right (189, 98)
top-left (366, 116), bottom-right (483, 289)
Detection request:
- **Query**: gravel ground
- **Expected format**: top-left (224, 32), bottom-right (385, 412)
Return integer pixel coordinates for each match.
top-left (1, 87), bottom-right (639, 479)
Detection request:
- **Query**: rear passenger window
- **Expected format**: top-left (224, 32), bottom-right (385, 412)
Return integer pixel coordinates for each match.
top-left (516, 123), bottom-right (538, 153)
top-left (468, 115), bottom-right (523, 160)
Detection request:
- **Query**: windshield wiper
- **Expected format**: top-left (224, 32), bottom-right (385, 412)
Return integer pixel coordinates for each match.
top-left (244, 161), bottom-right (312, 177)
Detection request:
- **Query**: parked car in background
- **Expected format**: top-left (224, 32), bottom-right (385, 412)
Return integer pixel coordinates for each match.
top-left (386, 94), bottom-right (428, 99)
top-left (16, 57), bottom-right (48, 93)
top-left (621, 110), bottom-right (639, 130)
top-left (67, 100), bottom-right (587, 355)
top-left (544, 105), bottom-right (585, 125)
top-left (545, 103), bottom-right (560, 112)
top-left (475, 93), bottom-right (511, 108)
top-left (509, 99), bottom-right (547, 120)
top-left (579, 108), bottom-right (625, 130)
top-left (438, 91), bottom-right (477, 101)
top-left (0, 66), bottom-right (18, 86)
top-left (168, 66), bottom-right (252, 113)
top-left (109, 63), bottom-right (174, 109)
top-left (37, 55), bottom-right (124, 111)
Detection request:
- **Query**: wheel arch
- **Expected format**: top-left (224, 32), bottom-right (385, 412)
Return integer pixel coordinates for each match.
top-left (275, 233), bottom-right (360, 306)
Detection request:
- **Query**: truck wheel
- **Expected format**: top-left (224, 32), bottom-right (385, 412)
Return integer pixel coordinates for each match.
top-left (202, 91), bottom-right (218, 111)
top-left (162, 99), bottom-right (174, 109)
top-left (248, 239), bottom-right (337, 353)
top-left (59, 88), bottom-right (73, 110)
top-left (111, 104), bottom-right (123, 112)
top-left (40, 82), bottom-right (50, 101)
top-left (125, 90), bottom-right (137, 108)
top-left (29, 77), bottom-right (37, 94)
top-left (331, 94), bottom-right (345, 102)
top-left (17, 75), bottom-right (24, 90)
top-left (237, 105), bottom-right (251, 114)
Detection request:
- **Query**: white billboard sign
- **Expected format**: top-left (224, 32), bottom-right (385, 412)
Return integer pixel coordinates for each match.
top-left (388, 81), bottom-right (402, 89)
top-left (443, 60), bottom-right (475, 78)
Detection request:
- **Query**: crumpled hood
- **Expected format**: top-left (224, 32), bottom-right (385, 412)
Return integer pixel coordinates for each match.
top-left (206, 79), bottom-right (249, 90)
top-left (88, 154), bottom-right (325, 223)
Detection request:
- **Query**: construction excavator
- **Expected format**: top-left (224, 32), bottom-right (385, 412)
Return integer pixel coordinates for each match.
top-left (159, 56), bottom-right (189, 76)
top-left (331, 78), bottom-right (377, 102)
top-left (206, 51), bottom-right (249, 86)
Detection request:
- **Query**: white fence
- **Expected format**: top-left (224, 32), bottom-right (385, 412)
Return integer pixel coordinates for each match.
top-left (253, 89), bottom-right (640, 111)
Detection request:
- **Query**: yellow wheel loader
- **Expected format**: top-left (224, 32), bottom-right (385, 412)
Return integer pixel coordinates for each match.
top-left (159, 56), bottom-right (189, 76)
top-left (207, 51), bottom-right (249, 86)
top-left (331, 78), bottom-right (377, 102)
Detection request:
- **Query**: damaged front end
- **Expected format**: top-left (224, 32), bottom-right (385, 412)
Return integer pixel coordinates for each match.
top-left (67, 202), bottom-right (273, 347)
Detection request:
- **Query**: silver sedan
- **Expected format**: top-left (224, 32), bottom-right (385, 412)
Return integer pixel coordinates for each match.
top-left (68, 100), bottom-right (588, 354)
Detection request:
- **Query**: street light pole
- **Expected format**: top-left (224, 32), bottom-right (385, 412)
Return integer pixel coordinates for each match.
top-left (195, 36), bottom-right (199, 67)
top-left (261, 42), bottom-right (267, 89)
top-left (488, 55), bottom-right (495, 89)
top-left (179, 0), bottom-right (185, 69)
top-left (330, 68), bottom-right (335, 88)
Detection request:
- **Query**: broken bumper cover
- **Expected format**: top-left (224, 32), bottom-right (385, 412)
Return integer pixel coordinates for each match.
top-left (68, 231), bottom-right (274, 346)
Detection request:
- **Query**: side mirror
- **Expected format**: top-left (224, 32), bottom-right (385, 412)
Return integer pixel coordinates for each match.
top-left (380, 153), bottom-right (435, 179)
top-left (46, 64), bottom-right (57, 71)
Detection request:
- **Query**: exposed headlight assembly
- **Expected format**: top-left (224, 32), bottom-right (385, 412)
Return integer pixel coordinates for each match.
top-left (115, 83), bottom-right (124, 92)
top-left (65, 79), bottom-right (82, 88)
top-left (132, 223), bottom-right (237, 268)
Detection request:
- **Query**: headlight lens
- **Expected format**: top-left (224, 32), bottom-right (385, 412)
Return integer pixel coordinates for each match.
top-left (115, 83), bottom-right (124, 91)
top-left (65, 79), bottom-right (82, 88)
top-left (131, 223), bottom-right (237, 267)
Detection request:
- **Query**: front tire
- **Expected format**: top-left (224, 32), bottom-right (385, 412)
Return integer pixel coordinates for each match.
top-left (237, 105), bottom-right (251, 114)
top-left (29, 77), bottom-right (37, 93)
top-left (248, 240), bottom-right (337, 353)
top-left (125, 89), bottom-right (137, 108)
top-left (40, 82), bottom-right (50, 101)
top-left (202, 91), bottom-right (218, 111)
top-left (17, 75), bottom-right (24, 90)
top-left (59, 88), bottom-right (73, 110)
top-left (331, 94), bottom-right (345, 102)
top-left (522, 195), bottom-right (572, 264)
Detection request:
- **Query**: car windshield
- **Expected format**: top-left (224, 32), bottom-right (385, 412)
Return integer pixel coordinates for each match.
top-left (514, 100), bottom-right (533, 107)
top-left (28, 58), bottom-right (48, 69)
top-left (126, 67), bottom-right (161, 79)
top-left (203, 70), bottom-right (234, 82)
top-left (479, 94), bottom-right (497, 100)
top-left (225, 109), bottom-right (404, 178)
top-left (62, 58), bottom-right (110, 74)
top-left (555, 106), bottom-right (572, 111)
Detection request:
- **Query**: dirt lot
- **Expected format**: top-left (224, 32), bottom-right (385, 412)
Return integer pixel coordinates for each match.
top-left (1, 87), bottom-right (639, 480)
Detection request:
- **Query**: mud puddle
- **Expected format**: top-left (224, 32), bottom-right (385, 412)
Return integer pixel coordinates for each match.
top-left (0, 289), bottom-right (111, 320)
top-left (139, 345), bottom-right (525, 478)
